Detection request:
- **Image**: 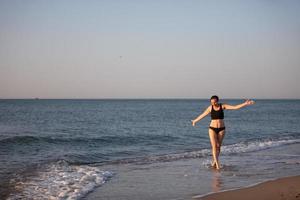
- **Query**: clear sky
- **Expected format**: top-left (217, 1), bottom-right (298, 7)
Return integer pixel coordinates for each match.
top-left (1, 0), bottom-right (299, 99)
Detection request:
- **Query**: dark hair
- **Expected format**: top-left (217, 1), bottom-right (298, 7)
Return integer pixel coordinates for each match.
top-left (210, 95), bottom-right (219, 102)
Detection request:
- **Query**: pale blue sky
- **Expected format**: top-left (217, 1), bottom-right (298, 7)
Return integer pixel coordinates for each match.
top-left (0, 0), bottom-right (299, 99)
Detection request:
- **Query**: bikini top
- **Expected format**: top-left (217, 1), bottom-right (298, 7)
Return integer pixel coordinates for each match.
top-left (211, 103), bottom-right (224, 119)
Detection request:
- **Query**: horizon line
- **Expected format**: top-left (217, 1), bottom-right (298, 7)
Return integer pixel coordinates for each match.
top-left (1, 97), bottom-right (300, 100)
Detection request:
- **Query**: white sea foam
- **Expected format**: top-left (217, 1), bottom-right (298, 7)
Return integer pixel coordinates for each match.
top-left (7, 139), bottom-right (299, 199)
top-left (154, 138), bottom-right (300, 163)
top-left (8, 160), bottom-right (113, 200)
top-left (221, 138), bottom-right (300, 154)
top-left (110, 138), bottom-right (300, 165)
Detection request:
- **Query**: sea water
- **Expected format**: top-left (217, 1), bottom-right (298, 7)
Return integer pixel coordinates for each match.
top-left (0, 99), bottom-right (299, 199)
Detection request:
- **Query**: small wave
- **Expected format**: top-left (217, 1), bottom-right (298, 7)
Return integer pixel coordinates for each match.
top-left (7, 160), bottom-right (113, 200)
top-left (0, 134), bottom-right (179, 147)
top-left (0, 135), bottom-right (106, 146)
top-left (0, 135), bottom-right (42, 144)
top-left (103, 138), bottom-right (300, 165)
top-left (221, 138), bottom-right (300, 154)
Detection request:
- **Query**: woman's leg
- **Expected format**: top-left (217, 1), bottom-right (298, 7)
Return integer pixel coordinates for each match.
top-left (216, 130), bottom-right (225, 159)
top-left (209, 129), bottom-right (220, 169)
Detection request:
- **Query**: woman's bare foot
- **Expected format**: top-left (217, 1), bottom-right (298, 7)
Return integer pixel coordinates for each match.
top-left (211, 160), bottom-right (217, 168)
top-left (215, 161), bottom-right (221, 170)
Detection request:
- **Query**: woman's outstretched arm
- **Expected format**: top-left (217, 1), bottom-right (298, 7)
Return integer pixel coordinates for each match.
top-left (223, 99), bottom-right (255, 110)
top-left (191, 106), bottom-right (211, 126)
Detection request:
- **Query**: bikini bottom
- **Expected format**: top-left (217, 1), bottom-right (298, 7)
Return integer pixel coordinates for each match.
top-left (209, 126), bottom-right (225, 134)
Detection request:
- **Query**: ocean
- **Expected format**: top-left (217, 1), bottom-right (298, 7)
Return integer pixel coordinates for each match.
top-left (0, 99), bottom-right (299, 199)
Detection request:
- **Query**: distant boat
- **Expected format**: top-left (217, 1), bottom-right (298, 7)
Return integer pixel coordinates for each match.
top-left (34, 98), bottom-right (40, 100)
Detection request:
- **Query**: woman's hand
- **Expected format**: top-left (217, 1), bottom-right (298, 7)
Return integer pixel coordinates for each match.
top-left (191, 120), bottom-right (196, 126)
top-left (245, 99), bottom-right (255, 105)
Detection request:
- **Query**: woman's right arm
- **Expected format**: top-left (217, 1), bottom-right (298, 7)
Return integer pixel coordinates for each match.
top-left (191, 106), bottom-right (211, 126)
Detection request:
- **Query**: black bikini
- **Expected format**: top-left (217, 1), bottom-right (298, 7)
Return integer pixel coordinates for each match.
top-left (209, 103), bottom-right (225, 134)
top-left (209, 126), bottom-right (225, 134)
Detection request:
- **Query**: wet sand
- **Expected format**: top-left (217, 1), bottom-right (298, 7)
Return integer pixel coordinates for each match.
top-left (193, 175), bottom-right (300, 200)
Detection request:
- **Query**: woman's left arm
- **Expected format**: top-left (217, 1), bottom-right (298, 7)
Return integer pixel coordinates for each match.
top-left (223, 99), bottom-right (255, 110)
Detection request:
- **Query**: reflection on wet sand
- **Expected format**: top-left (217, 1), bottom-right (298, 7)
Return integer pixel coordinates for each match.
top-left (211, 170), bottom-right (222, 192)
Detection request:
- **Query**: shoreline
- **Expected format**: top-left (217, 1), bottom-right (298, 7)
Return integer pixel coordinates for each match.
top-left (193, 175), bottom-right (300, 200)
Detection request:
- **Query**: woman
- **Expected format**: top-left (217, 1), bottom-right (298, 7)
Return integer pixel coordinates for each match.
top-left (191, 95), bottom-right (255, 170)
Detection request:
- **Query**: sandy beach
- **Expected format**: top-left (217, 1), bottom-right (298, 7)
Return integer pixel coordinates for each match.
top-left (193, 175), bottom-right (300, 200)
